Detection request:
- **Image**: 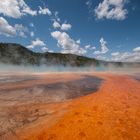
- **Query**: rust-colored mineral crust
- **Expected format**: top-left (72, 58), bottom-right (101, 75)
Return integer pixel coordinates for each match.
top-left (0, 72), bottom-right (140, 140)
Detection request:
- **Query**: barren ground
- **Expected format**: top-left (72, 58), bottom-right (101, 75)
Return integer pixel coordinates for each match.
top-left (0, 72), bottom-right (140, 140)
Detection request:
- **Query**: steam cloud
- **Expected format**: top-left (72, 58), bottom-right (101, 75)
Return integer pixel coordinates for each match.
top-left (0, 63), bottom-right (140, 73)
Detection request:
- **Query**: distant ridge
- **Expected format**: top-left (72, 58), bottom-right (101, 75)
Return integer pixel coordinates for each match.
top-left (0, 43), bottom-right (140, 68)
top-left (0, 43), bottom-right (99, 66)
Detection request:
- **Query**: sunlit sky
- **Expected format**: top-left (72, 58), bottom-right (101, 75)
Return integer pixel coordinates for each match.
top-left (0, 0), bottom-right (140, 62)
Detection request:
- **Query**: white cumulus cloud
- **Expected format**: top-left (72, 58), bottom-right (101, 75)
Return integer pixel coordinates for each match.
top-left (41, 47), bottom-right (48, 52)
top-left (0, 17), bottom-right (28, 37)
top-left (51, 31), bottom-right (86, 55)
top-left (38, 6), bottom-right (52, 16)
top-left (0, 0), bottom-right (37, 18)
top-left (0, 17), bottom-right (16, 37)
top-left (27, 38), bottom-right (46, 49)
top-left (85, 45), bottom-right (96, 50)
top-left (85, 45), bottom-right (91, 49)
top-left (95, 0), bottom-right (128, 20)
top-left (111, 52), bottom-right (120, 56)
top-left (133, 46), bottom-right (140, 52)
top-left (76, 39), bottom-right (81, 44)
top-left (53, 21), bottom-right (61, 29)
top-left (52, 20), bottom-right (72, 31)
top-left (14, 24), bottom-right (28, 37)
top-left (61, 23), bottom-right (72, 31)
top-left (94, 37), bottom-right (109, 55)
top-left (111, 47), bottom-right (140, 62)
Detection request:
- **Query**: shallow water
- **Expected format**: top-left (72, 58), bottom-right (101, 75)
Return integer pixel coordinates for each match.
top-left (0, 74), bottom-right (103, 104)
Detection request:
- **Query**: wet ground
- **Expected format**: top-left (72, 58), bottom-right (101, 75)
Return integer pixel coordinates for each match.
top-left (0, 72), bottom-right (103, 139)
top-left (0, 72), bottom-right (140, 140)
top-left (134, 76), bottom-right (140, 82)
top-left (0, 74), bottom-right (103, 105)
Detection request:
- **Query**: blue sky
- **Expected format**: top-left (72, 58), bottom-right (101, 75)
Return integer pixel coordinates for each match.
top-left (0, 0), bottom-right (140, 62)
